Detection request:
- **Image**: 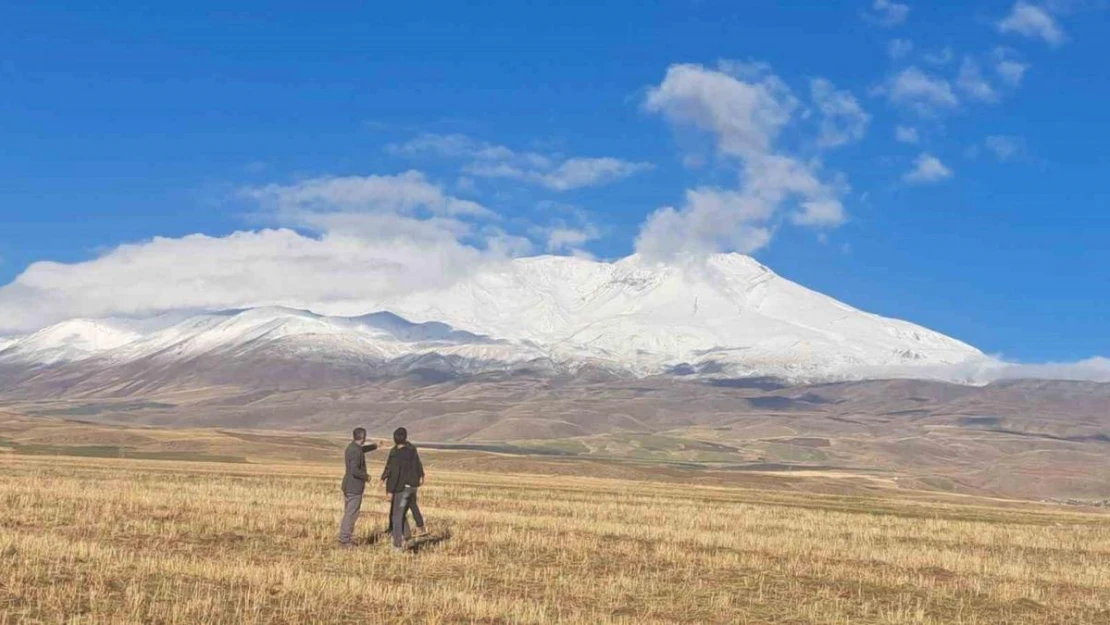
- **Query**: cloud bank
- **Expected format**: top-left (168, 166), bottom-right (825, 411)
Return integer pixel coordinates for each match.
top-left (860, 356), bottom-right (1110, 384)
top-left (0, 173), bottom-right (527, 333)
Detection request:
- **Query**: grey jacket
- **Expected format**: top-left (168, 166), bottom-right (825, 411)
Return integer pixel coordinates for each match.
top-left (340, 441), bottom-right (378, 495)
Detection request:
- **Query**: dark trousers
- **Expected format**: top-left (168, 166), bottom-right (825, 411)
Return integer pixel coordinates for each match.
top-left (390, 486), bottom-right (424, 548)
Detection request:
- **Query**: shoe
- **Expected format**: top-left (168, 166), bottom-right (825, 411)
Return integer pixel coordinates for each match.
top-left (413, 527), bottom-right (428, 537)
top-left (338, 542), bottom-right (355, 549)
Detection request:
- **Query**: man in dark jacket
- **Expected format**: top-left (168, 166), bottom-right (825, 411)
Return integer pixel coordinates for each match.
top-left (338, 427), bottom-right (379, 547)
top-left (380, 427), bottom-right (425, 551)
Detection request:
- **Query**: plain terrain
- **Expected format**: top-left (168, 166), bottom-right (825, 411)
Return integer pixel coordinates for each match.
top-left (2, 423), bottom-right (1109, 624)
top-left (4, 373), bottom-right (1110, 502)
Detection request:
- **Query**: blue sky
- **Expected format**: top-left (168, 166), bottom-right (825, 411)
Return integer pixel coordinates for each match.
top-left (1, 0), bottom-right (1107, 362)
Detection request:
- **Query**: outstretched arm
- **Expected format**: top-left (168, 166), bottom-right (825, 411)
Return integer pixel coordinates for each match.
top-left (361, 442), bottom-right (378, 453)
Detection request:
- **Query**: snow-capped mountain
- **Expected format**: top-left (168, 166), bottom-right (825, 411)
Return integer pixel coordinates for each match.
top-left (0, 254), bottom-right (983, 382)
top-left (0, 319), bottom-right (143, 365)
top-left (368, 253), bottom-right (981, 378)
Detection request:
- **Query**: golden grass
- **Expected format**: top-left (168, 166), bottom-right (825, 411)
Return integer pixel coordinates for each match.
top-left (1, 454), bottom-right (1109, 624)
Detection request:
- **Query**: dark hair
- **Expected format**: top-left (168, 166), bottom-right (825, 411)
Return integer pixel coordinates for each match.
top-left (352, 427), bottom-right (367, 441)
top-left (392, 427), bottom-right (408, 446)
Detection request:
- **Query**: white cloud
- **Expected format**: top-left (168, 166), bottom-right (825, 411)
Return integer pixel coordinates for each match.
top-left (644, 62), bottom-right (797, 159)
top-left (957, 58), bottom-right (999, 102)
top-left (638, 62), bottom-right (847, 259)
top-left (810, 78), bottom-right (871, 148)
top-left (793, 199), bottom-right (847, 226)
top-left (544, 225), bottom-right (600, 253)
top-left (883, 67), bottom-right (959, 116)
top-left (868, 0), bottom-right (911, 26)
top-left (984, 135), bottom-right (1024, 161)
top-left (999, 2), bottom-right (1066, 45)
top-left (243, 170), bottom-right (491, 222)
top-left (0, 230), bottom-right (524, 334)
top-left (531, 202), bottom-right (602, 254)
top-left (995, 60), bottom-right (1029, 86)
top-left (389, 133), bottom-right (650, 191)
top-left (895, 125), bottom-right (920, 144)
top-left (888, 39), bottom-right (914, 60)
top-left (0, 172), bottom-right (533, 333)
top-left (904, 152), bottom-right (953, 183)
top-left (993, 48), bottom-right (1030, 86)
top-left (637, 187), bottom-right (776, 258)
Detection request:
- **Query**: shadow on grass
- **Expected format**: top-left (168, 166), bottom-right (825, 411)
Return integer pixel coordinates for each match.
top-left (406, 529), bottom-right (452, 554)
top-left (357, 527), bottom-right (452, 554)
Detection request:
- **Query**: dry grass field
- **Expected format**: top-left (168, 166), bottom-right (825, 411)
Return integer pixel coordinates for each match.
top-left (1, 453), bottom-right (1109, 625)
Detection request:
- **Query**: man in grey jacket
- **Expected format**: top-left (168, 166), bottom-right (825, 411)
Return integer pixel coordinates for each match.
top-left (338, 427), bottom-right (379, 547)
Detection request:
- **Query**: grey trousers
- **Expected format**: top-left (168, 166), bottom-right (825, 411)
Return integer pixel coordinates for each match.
top-left (390, 486), bottom-right (423, 548)
top-left (338, 493), bottom-right (363, 544)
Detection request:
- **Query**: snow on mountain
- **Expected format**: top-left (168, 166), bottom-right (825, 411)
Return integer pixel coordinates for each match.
top-left (370, 253), bottom-right (981, 378)
top-left (0, 254), bottom-right (984, 381)
top-left (0, 319), bottom-right (143, 365)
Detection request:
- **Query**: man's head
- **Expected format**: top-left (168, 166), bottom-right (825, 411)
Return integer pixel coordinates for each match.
top-left (393, 427), bottom-right (408, 446)
top-left (352, 427), bottom-right (367, 443)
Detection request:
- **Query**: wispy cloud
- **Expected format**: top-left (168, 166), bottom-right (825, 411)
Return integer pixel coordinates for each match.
top-left (880, 67), bottom-right (959, 116)
top-left (993, 47), bottom-right (1030, 86)
top-left (888, 38), bottom-right (914, 60)
top-left (923, 47), bottom-right (955, 66)
top-left (388, 134), bottom-right (651, 191)
top-left (895, 126), bottom-right (920, 144)
top-left (957, 58), bottom-right (999, 103)
top-left (999, 2), bottom-right (1066, 45)
top-left (984, 135), bottom-right (1025, 161)
top-left (810, 78), bottom-right (871, 148)
top-left (867, 0), bottom-right (911, 27)
top-left (543, 225), bottom-right (600, 253)
top-left (530, 201), bottom-right (602, 254)
top-left (904, 152), bottom-right (953, 184)
top-left (466, 157), bottom-right (653, 192)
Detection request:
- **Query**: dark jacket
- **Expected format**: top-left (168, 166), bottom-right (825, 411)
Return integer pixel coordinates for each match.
top-left (380, 444), bottom-right (424, 494)
top-left (340, 441), bottom-right (378, 495)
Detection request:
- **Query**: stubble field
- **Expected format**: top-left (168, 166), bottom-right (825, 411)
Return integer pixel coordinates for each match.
top-left (1, 453), bottom-right (1109, 624)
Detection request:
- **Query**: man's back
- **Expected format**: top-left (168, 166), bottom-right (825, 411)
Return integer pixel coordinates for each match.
top-left (381, 444), bottom-right (424, 493)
